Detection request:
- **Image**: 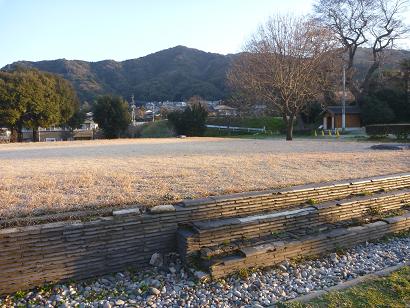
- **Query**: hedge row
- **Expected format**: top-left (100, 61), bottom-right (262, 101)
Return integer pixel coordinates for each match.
top-left (366, 124), bottom-right (410, 139)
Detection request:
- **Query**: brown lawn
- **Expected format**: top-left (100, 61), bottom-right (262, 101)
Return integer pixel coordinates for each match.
top-left (0, 137), bottom-right (409, 218)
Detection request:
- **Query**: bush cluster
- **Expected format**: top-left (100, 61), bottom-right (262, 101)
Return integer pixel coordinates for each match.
top-left (167, 103), bottom-right (208, 136)
top-left (365, 124), bottom-right (410, 139)
top-left (361, 89), bottom-right (410, 126)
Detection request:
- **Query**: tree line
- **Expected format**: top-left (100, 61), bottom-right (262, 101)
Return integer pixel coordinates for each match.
top-left (0, 68), bottom-right (134, 141)
top-left (0, 68), bottom-right (80, 142)
top-left (0, 66), bottom-right (208, 140)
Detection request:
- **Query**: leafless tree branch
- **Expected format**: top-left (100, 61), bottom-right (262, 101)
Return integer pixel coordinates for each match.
top-left (314, 0), bottom-right (409, 100)
top-left (228, 14), bottom-right (341, 140)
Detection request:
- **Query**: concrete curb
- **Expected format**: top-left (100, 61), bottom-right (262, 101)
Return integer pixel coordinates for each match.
top-left (286, 261), bottom-right (409, 304)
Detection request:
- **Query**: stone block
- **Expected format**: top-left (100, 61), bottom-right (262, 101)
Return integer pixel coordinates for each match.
top-left (382, 216), bottom-right (406, 224)
top-left (113, 208), bottom-right (140, 216)
top-left (181, 197), bottom-right (216, 207)
top-left (149, 204), bottom-right (176, 214)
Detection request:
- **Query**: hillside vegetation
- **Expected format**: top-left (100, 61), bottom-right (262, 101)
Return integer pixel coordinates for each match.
top-left (2, 46), bottom-right (408, 103)
top-left (3, 46), bottom-right (235, 102)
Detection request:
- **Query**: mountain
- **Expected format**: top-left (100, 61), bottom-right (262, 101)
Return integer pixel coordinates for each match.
top-left (3, 46), bottom-right (236, 103)
top-left (353, 48), bottom-right (410, 80)
top-left (2, 46), bottom-right (409, 103)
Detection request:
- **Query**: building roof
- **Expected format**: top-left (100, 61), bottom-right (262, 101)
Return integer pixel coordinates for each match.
top-left (325, 105), bottom-right (361, 115)
top-left (334, 90), bottom-right (355, 102)
top-left (214, 105), bottom-right (237, 110)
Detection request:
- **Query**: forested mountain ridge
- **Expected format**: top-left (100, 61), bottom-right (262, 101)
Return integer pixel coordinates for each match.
top-left (2, 45), bottom-right (409, 103)
top-left (3, 46), bottom-right (235, 103)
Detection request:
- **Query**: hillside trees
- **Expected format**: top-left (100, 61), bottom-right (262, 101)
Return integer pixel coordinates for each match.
top-left (360, 59), bottom-right (410, 124)
top-left (314, 0), bottom-right (409, 102)
top-left (0, 68), bottom-right (79, 142)
top-left (168, 96), bottom-right (208, 136)
top-left (402, 59), bottom-right (410, 106)
top-left (67, 109), bottom-right (87, 130)
top-left (5, 46), bottom-right (231, 102)
top-left (228, 14), bottom-right (341, 140)
top-left (93, 95), bottom-right (131, 138)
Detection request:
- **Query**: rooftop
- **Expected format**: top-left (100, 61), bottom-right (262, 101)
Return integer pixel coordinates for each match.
top-left (325, 105), bottom-right (361, 115)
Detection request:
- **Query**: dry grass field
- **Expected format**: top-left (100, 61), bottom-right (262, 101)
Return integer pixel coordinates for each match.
top-left (1, 137), bottom-right (409, 218)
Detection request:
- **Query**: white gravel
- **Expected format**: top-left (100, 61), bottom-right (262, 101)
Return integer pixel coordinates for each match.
top-left (1, 234), bottom-right (409, 308)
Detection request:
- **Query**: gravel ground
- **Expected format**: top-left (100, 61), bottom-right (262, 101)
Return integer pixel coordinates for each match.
top-left (1, 137), bottom-right (409, 218)
top-left (2, 235), bottom-right (409, 308)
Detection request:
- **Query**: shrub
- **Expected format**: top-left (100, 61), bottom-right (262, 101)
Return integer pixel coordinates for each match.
top-left (168, 103), bottom-right (208, 136)
top-left (139, 120), bottom-right (174, 138)
top-left (366, 124), bottom-right (410, 139)
top-left (306, 198), bottom-right (317, 205)
top-left (374, 88), bottom-right (409, 123)
top-left (360, 95), bottom-right (395, 125)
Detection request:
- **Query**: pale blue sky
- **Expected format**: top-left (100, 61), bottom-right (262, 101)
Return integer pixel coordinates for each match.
top-left (0, 0), bottom-right (315, 67)
top-left (1, 0), bottom-right (409, 68)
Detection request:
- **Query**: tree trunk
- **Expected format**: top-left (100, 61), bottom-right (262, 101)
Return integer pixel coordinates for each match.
top-left (10, 128), bottom-right (17, 143)
top-left (17, 122), bottom-right (23, 142)
top-left (360, 61), bottom-right (380, 100)
top-left (345, 49), bottom-right (361, 103)
top-left (32, 128), bottom-right (39, 142)
top-left (284, 115), bottom-right (294, 141)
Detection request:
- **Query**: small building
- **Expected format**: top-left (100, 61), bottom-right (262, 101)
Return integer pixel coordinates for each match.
top-left (214, 105), bottom-right (239, 117)
top-left (322, 105), bottom-right (361, 130)
top-left (0, 128), bottom-right (11, 143)
top-left (80, 119), bottom-right (98, 130)
top-left (251, 104), bottom-right (268, 116)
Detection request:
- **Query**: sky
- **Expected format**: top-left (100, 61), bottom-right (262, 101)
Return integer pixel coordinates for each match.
top-left (0, 0), bottom-right (316, 67)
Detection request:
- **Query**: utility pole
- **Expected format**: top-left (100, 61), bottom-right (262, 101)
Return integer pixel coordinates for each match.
top-left (150, 102), bottom-right (155, 122)
top-left (131, 94), bottom-right (136, 126)
top-left (342, 65), bottom-right (346, 131)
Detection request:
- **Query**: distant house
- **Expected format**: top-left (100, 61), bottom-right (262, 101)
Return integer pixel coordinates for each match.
top-left (322, 105), bottom-right (361, 130)
top-left (214, 105), bottom-right (239, 117)
top-left (80, 119), bottom-right (98, 130)
top-left (252, 104), bottom-right (268, 116)
top-left (0, 128), bottom-right (11, 143)
top-left (19, 112), bottom-right (99, 142)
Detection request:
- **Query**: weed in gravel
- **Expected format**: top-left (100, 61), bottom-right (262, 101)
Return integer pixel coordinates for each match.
top-left (306, 199), bottom-right (318, 205)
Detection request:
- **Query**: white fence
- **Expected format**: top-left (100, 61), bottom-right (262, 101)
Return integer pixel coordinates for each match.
top-left (206, 125), bottom-right (266, 133)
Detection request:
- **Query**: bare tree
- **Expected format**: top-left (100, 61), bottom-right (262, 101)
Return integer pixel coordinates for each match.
top-left (228, 14), bottom-right (341, 140)
top-left (314, 0), bottom-right (409, 100)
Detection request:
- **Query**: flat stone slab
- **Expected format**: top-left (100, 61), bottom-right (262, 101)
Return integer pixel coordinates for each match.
top-left (382, 216), bottom-right (406, 224)
top-left (327, 228), bottom-right (350, 238)
top-left (370, 144), bottom-right (410, 151)
top-left (194, 217), bottom-right (242, 230)
top-left (112, 208), bottom-right (140, 216)
top-left (193, 207), bottom-right (315, 230)
top-left (239, 207), bottom-right (315, 223)
top-left (149, 204), bottom-right (176, 214)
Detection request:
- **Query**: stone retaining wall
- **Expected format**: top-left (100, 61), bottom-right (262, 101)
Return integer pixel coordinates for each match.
top-left (178, 190), bottom-right (410, 256)
top-left (209, 212), bottom-right (410, 278)
top-left (0, 173), bottom-right (409, 294)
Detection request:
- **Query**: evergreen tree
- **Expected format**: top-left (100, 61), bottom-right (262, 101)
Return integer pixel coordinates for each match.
top-left (168, 100), bottom-right (208, 136)
top-left (0, 68), bottom-right (79, 142)
top-left (93, 95), bottom-right (131, 138)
